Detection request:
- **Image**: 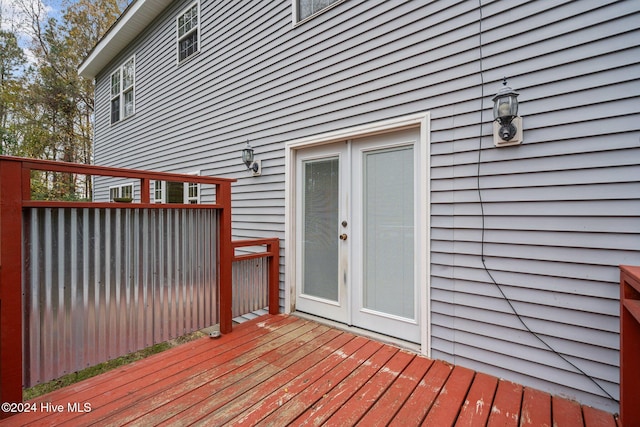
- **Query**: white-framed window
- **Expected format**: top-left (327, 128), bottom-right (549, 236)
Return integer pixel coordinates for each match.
top-left (152, 174), bottom-right (200, 204)
top-left (109, 183), bottom-right (134, 201)
top-left (294, 0), bottom-right (342, 23)
top-left (177, 2), bottom-right (200, 63)
top-left (186, 181), bottom-right (200, 204)
top-left (153, 180), bottom-right (164, 203)
top-left (110, 56), bottom-right (135, 124)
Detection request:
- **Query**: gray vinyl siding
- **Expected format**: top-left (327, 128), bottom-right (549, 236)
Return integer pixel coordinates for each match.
top-left (92, 0), bottom-right (640, 412)
top-left (428, 0), bottom-right (639, 413)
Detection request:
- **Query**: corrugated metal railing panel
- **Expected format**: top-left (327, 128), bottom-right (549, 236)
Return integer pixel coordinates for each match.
top-left (231, 257), bottom-right (268, 318)
top-left (22, 207), bottom-right (219, 387)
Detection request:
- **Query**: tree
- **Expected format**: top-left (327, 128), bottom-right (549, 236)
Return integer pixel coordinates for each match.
top-left (7, 0), bottom-right (125, 199)
top-left (0, 29), bottom-right (25, 155)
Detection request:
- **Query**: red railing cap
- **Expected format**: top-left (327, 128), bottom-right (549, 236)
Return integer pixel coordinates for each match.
top-left (0, 155), bottom-right (236, 184)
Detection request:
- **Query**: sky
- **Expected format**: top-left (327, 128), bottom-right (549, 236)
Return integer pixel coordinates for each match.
top-left (1, 0), bottom-right (62, 31)
top-left (1, 0), bottom-right (64, 66)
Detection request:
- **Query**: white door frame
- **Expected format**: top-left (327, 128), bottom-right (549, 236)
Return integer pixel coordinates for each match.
top-left (284, 112), bottom-right (431, 356)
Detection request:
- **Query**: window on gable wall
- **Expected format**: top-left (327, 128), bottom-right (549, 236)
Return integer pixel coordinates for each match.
top-left (296, 0), bottom-right (341, 22)
top-left (110, 56), bottom-right (135, 124)
top-left (177, 2), bottom-right (200, 63)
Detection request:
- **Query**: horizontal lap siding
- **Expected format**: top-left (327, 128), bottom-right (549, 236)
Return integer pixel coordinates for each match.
top-left (91, 0), bottom-right (639, 412)
top-left (430, 0), bottom-right (639, 413)
top-left (92, 0), bottom-right (479, 314)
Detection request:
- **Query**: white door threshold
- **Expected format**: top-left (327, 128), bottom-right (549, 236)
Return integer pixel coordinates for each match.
top-left (293, 311), bottom-right (421, 355)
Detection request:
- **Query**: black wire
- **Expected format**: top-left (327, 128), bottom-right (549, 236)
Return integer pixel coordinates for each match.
top-left (475, 0), bottom-right (617, 403)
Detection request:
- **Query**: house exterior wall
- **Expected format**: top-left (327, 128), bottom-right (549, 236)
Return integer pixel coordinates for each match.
top-left (90, 0), bottom-right (640, 412)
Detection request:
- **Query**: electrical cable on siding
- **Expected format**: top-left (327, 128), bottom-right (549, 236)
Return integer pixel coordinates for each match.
top-left (474, 0), bottom-right (617, 403)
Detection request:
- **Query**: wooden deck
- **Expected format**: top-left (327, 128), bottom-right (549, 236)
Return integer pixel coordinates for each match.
top-left (2, 314), bottom-right (619, 426)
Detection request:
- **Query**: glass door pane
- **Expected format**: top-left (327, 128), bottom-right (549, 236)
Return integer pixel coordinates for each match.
top-left (363, 146), bottom-right (414, 318)
top-left (301, 157), bottom-right (339, 301)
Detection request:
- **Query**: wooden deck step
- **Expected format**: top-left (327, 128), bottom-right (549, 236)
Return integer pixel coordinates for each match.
top-left (0, 314), bottom-right (619, 427)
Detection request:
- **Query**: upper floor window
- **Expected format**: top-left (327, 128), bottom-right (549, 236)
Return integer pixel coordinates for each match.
top-left (296, 0), bottom-right (342, 22)
top-left (110, 56), bottom-right (135, 124)
top-left (177, 2), bottom-right (200, 63)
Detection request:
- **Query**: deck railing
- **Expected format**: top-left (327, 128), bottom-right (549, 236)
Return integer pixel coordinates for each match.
top-left (231, 238), bottom-right (280, 318)
top-left (620, 265), bottom-right (640, 427)
top-left (0, 156), bottom-right (267, 409)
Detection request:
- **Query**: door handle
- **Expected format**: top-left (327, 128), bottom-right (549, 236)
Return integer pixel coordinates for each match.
top-left (339, 234), bottom-right (348, 241)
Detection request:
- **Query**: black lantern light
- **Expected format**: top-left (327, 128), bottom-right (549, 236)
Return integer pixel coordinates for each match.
top-left (492, 79), bottom-right (519, 142)
top-left (242, 141), bottom-right (261, 175)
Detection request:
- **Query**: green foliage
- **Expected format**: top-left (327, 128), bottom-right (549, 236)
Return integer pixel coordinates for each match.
top-left (29, 170), bottom-right (92, 201)
top-left (1, 0), bottom-right (126, 200)
top-left (0, 29), bottom-right (26, 155)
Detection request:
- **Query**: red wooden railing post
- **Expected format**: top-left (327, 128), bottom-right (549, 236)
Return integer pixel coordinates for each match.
top-left (620, 265), bottom-right (640, 427)
top-left (268, 239), bottom-right (280, 315)
top-left (0, 159), bottom-right (24, 413)
top-left (140, 177), bottom-right (150, 203)
top-left (218, 181), bottom-right (233, 334)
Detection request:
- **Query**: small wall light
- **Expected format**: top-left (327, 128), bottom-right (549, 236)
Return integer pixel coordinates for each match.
top-left (242, 141), bottom-right (261, 176)
top-left (492, 79), bottom-right (523, 146)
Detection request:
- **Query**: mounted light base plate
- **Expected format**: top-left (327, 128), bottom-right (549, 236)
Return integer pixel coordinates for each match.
top-left (250, 159), bottom-right (262, 176)
top-left (494, 116), bottom-right (523, 147)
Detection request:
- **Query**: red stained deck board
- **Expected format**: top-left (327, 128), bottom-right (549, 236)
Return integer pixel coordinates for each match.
top-left (291, 343), bottom-right (400, 426)
top-left (193, 329), bottom-right (354, 426)
top-left (65, 317), bottom-right (312, 427)
top-left (355, 356), bottom-right (434, 427)
top-left (15, 315), bottom-right (295, 425)
top-left (454, 372), bottom-right (498, 427)
top-left (79, 321), bottom-right (317, 426)
top-left (1, 314), bottom-right (620, 427)
top-left (422, 365), bottom-right (475, 427)
top-left (54, 314), bottom-right (292, 402)
top-left (552, 396), bottom-right (583, 427)
top-left (11, 316), bottom-right (287, 427)
top-left (53, 316), bottom-right (309, 427)
top-left (182, 330), bottom-right (354, 425)
top-left (224, 333), bottom-right (371, 426)
top-left (389, 360), bottom-right (454, 426)
top-left (107, 321), bottom-right (333, 426)
top-left (487, 379), bottom-right (523, 427)
top-left (145, 325), bottom-right (339, 426)
top-left (323, 350), bottom-right (416, 426)
top-left (255, 339), bottom-right (385, 426)
top-left (43, 315), bottom-right (293, 402)
top-left (520, 387), bottom-right (551, 427)
top-left (583, 405), bottom-right (618, 427)
top-left (195, 333), bottom-right (355, 423)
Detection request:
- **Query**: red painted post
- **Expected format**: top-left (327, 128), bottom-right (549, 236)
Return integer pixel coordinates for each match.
top-left (140, 177), bottom-right (150, 203)
top-left (268, 239), bottom-right (280, 315)
top-left (21, 166), bottom-right (31, 201)
top-left (0, 159), bottom-right (24, 413)
top-left (218, 182), bottom-right (233, 334)
top-left (620, 265), bottom-right (640, 427)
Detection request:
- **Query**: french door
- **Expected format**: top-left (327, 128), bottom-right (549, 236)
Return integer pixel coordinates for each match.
top-left (295, 129), bottom-right (421, 343)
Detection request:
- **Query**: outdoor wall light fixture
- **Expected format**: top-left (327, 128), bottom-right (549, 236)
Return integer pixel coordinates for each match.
top-left (242, 141), bottom-right (261, 176)
top-left (492, 78), bottom-right (523, 147)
